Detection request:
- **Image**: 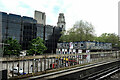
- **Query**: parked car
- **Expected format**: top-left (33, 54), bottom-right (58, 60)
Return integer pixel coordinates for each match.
top-left (10, 67), bottom-right (26, 75)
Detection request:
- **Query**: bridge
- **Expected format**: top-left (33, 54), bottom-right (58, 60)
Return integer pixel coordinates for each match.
top-left (1, 51), bottom-right (120, 80)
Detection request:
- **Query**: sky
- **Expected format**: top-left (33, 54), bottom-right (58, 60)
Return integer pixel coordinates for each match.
top-left (0, 0), bottom-right (119, 36)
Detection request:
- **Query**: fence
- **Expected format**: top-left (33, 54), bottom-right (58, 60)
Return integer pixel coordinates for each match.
top-left (1, 51), bottom-right (120, 79)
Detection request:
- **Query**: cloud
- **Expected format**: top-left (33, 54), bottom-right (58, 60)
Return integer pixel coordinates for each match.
top-left (0, 0), bottom-right (119, 36)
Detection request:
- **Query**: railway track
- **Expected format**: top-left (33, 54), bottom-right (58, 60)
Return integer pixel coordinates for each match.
top-left (98, 68), bottom-right (120, 80)
top-left (80, 66), bottom-right (120, 80)
top-left (19, 59), bottom-right (120, 80)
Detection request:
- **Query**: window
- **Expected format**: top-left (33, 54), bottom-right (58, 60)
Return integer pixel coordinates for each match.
top-left (65, 52), bottom-right (67, 54)
top-left (76, 49), bottom-right (78, 53)
top-left (13, 69), bottom-right (17, 70)
top-left (110, 44), bottom-right (112, 46)
top-left (42, 13), bottom-right (44, 20)
top-left (67, 44), bottom-right (69, 47)
top-left (74, 43), bottom-right (77, 47)
top-left (81, 43), bottom-right (83, 47)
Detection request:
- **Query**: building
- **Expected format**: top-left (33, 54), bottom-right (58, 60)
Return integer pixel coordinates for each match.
top-left (37, 24), bottom-right (44, 39)
top-left (56, 41), bottom-right (112, 54)
top-left (0, 11), bottom-right (65, 53)
top-left (22, 16), bottom-right (37, 49)
top-left (34, 10), bottom-right (46, 25)
top-left (45, 25), bottom-right (53, 40)
top-left (0, 12), bottom-right (22, 42)
top-left (57, 13), bottom-right (66, 31)
top-left (45, 27), bottom-right (62, 53)
top-left (0, 12), bottom-right (37, 50)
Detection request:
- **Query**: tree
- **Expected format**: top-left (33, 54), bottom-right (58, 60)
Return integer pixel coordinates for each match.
top-left (59, 31), bottom-right (70, 42)
top-left (4, 37), bottom-right (21, 56)
top-left (95, 33), bottom-right (119, 48)
top-left (59, 20), bottom-right (95, 42)
top-left (27, 37), bottom-right (47, 55)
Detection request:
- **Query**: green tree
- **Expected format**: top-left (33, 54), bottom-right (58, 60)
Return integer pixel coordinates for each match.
top-left (27, 37), bottom-right (47, 55)
top-left (59, 20), bottom-right (95, 42)
top-left (4, 37), bottom-right (21, 56)
top-left (59, 31), bottom-right (70, 42)
top-left (95, 33), bottom-right (120, 48)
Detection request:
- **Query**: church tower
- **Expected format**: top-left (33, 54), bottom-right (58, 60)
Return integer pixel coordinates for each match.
top-left (57, 13), bottom-right (66, 31)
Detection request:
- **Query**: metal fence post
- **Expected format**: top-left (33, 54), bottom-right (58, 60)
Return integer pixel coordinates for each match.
top-left (32, 60), bottom-right (34, 73)
top-left (23, 60), bottom-right (25, 74)
top-left (54, 57), bottom-right (56, 68)
top-left (37, 59), bottom-right (38, 72)
top-left (12, 61), bottom-right (14, 77)
top-left (40, 58), bottom-right (42, 72)
top-left (18, 60), bottom-right (19, 75)
top-left (51, 58), bottom-right (52, 69)
top-left (28, 60), bottom-right (29, 74)
top-left (44, 55), bottom-right (46, 72)
top-left (48, 58), bottom-right (49, 69)
top-left (6, 60), bottom-right (8, 77)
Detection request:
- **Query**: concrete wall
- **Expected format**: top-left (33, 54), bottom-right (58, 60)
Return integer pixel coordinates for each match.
top-left (34, 10), bottom-right (46, 25)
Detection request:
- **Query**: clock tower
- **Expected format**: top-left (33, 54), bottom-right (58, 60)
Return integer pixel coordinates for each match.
top-left (57, 13), bottom-right (66, 31)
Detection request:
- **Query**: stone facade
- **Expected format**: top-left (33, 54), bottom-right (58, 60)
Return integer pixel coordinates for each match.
top-left (57, 13), bottom-right (66, 31)
top-left (34, 10), bottom-right (46, 25)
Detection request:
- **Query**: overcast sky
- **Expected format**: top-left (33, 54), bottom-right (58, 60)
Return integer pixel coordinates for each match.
top-left (0, 0), bottom-right (119, 36)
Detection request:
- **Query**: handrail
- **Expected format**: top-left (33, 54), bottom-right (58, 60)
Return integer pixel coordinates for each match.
top-left (1, 51), bottom-right (119, 61)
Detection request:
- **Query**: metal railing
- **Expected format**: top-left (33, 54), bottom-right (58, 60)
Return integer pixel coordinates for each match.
top-left (1, 51), bottom-right (120, 79)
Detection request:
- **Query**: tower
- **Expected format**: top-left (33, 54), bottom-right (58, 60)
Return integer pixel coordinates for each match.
top-left (34, 10), bottom-right (46, 25)
top-left (57, 13), bottom-right (66, 31)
